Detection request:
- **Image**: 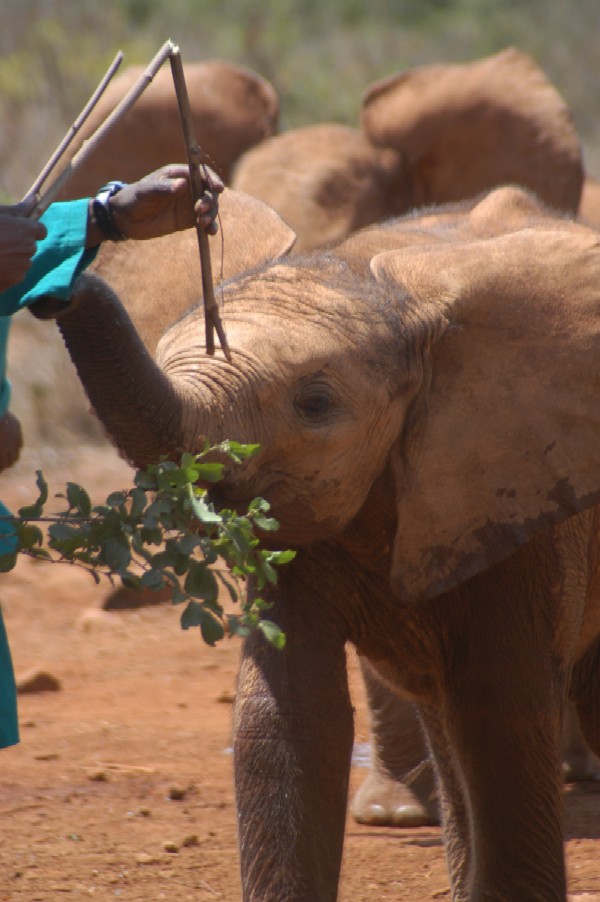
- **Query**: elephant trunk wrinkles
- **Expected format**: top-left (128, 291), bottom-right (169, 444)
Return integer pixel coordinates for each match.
top-left (55, 273), bottom-right (198, 469)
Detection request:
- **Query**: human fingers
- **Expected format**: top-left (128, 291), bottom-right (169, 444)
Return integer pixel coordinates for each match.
top-left (0, 411), bottom-right (23, 471)
top-left (194, 190), bottom-right (220, 235)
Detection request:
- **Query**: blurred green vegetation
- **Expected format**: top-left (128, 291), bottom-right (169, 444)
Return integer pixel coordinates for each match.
top-left (1, 0), bottom-right (599, 198)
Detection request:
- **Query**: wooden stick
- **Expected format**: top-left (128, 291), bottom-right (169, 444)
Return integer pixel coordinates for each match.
top-left (169, 45), bottom-right (231, 361)
top-left (22, 50), bottom-right (124, 203)
top-left (30, 40), bottom-right (176, 219)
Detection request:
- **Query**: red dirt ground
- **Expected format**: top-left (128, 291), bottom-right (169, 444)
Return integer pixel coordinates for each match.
top-left (0, 448), bottom-right (599, 901)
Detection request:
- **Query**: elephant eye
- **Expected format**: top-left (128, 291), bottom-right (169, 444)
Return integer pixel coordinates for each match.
top-left (294, 384), bottom-right (336, 422)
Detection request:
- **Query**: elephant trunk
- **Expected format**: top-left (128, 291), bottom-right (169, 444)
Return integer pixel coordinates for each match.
top-left (47, 272), bottom-right (202, 469)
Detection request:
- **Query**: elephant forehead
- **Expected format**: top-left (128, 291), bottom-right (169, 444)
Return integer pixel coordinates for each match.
top-left (221, 262), bottom-right (396, 337)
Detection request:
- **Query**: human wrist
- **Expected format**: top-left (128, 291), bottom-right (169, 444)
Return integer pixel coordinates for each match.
top-left (90, 181), bottom-right (128, 243)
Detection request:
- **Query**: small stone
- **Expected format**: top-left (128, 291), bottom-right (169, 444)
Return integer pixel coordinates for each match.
top-left (168, 786), bottom-right (187, 801)
top-left (16, 669), bottom-right (61, 694)
top-left (138, 807), bottom-right (151, 817)
top-left (87, 770), bottom-right (108, 782)
top-left (136, 852), bottom-right (158, 865)
top-left (216, 690), bottom-right (235, 704)
top-left (182, 834), bottom-right (199, 847)
top-left (77, 608), bottom-right (120, 632)
top-left (163, 841), bottom-right (179, 854)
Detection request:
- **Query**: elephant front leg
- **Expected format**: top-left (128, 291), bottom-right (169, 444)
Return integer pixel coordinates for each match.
top-left (233, 586), bottom-right (353, 902)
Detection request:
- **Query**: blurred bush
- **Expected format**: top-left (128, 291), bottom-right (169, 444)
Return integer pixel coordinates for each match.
top-left (1, 0), bottom-right (599, 200)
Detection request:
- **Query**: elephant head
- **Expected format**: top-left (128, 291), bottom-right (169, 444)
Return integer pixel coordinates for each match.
top-left (361, 46), bottom-right (583, 213)
top-left (42, 184), bottom-right (600, 602)
top-left (58, 59), bottom-right (279, 198)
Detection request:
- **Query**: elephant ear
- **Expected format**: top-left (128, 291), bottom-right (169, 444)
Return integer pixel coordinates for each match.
top-left (370, 224), bottom-right (600, 603)
top-left (92, 188), bottom-right (296, 354)
top-left (361, 47), bottom-right (583, 213)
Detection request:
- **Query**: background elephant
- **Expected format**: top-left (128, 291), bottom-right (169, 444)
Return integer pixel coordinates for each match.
top-left (231, 123), bottom-right (410, 252)
top-left (579, 176), bottom-right (600, 227)
top-left (361, 46), bottom-right (583, 212)
top-left (34, 185), bottom-right (600, 901)
top-left (58, 59), bottom-right (279, 198)
top-left (232, 47), bottom-right (583, 253)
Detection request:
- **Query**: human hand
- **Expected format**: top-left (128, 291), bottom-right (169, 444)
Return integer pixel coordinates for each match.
top-left (107, 164), bottom-right (223, 241)
top-left (0, 198), bottom-right (47, 292)
top-left (0, 410), bottom-right (23, 471)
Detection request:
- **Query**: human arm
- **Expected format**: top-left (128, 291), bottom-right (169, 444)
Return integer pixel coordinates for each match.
top-left (86, 164), bottom-right (222, 246)
top-left (0, 318), bottom-right (22, 471)
top-left (0, 164), bottom-right (223, 315)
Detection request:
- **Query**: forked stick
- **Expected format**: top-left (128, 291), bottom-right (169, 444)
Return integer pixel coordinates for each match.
top-left (169, 45), bottom-right (231, 360)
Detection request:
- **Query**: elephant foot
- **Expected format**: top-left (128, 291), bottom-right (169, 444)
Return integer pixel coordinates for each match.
top-left (350, 769), bottom-right (439, 827)
top-left (563, 751), bottom-right (600, 782)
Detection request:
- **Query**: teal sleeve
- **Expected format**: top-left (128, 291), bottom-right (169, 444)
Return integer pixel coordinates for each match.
top-left (0, 604), bottom-right (19, 748)
top-left (0, 199), bottom-right (99, 316)
top-left (0, 317), bottom-right (9, 418)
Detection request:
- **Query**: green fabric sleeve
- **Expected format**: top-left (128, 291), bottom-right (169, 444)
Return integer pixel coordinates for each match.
top-left (0, 318), bottom-right (10, 418)
top-left (0, 199), bottom-right (98, 316)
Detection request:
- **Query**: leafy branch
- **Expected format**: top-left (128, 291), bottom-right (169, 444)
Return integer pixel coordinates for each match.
top-left (0, 442), bottom-right (294, 648)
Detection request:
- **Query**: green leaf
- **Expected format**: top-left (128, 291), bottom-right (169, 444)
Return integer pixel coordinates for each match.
top-left (0, 552), bottom-right (17, 572)
top-left (140, 526), bottom-right (163, 545)
top-left (219, 441), bottom-right (261, 462)
top-left (100, 533), bottom-right (131, 571)
top-left (268, 549), bottom-right (297, 565)
top-left (217, 572), bottom-right (239, 604)
top-left (227, 614), bottom-right (250, 638)
top-left (129, 488), bottom-right (147, 519)
top-left (252, 514), bottom-right (280, 532)
top-left (66, 482), bottom-right (92, 518)
top-left (48, 522), bottom-right (82, 543)
top-left (18, 470), bottom-right (48, 519)
top-left (134, 470), bottom-right (157, 491)
top-left (189, 492), bottom-right (221, 525)
top-left (184, 562), bottom-right (218, 603)
top-left (193, 462), bottom-right (225, 483)
top-left (106, 491), bottom-right (128, 508)
top-left (180, 600), bottom-right (203, 628)
top-left (141, 569), bottom-right (164, 589)
top-left (199, 608), bottom-right (226, 646)
top-left (258, 620), bottom-right (286, 650)
top-left (255, 555), bottom-right (278, 589)
top-left (15, 523), bottom-right (43, 550)
top-left (120, 572), bottom-right (142, 590)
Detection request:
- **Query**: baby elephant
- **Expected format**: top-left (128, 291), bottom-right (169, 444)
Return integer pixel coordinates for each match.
top-left (38, 185), bottom-right (600, 901)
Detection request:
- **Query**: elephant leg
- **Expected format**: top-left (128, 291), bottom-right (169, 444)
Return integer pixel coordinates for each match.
top-left (351, 656), bottom-right (439, 826)
top-left (562, 699), bottom-right (600, 781)
top-left (429, 580), bottom-right (568, 901)
top-left (233, 579), bottom-right (353, 902)
top-left (571, 635), bottom-right (600, 774)
top-left (419, 704), bottom-right (471, 902)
